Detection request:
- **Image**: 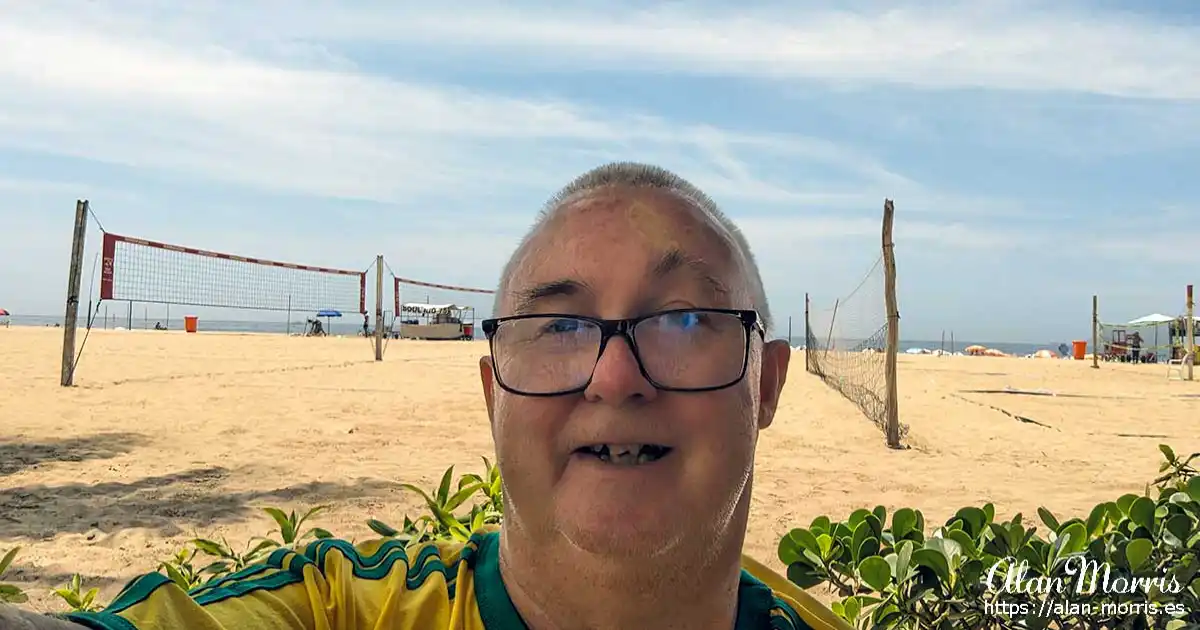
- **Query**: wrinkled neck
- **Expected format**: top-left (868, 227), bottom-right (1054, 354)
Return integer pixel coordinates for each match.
top-left (497, 524), bottom-right (746, 630)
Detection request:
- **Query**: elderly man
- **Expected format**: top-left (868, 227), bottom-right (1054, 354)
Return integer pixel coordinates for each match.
top-left (0, 163), bottom-right (847, 630)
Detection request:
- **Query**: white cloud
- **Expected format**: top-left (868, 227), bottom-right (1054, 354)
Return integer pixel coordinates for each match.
top-left (235, 1), bottom-right (1200, 99)
top-left (0, 2), bottom-right (920, 209)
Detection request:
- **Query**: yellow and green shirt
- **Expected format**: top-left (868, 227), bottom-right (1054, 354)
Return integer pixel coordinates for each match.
top-left (63, 527), bottom-right (849, 629)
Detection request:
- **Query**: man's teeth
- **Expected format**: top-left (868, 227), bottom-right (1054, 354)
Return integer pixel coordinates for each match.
top-left (583, 444), bottom-right (668, 465)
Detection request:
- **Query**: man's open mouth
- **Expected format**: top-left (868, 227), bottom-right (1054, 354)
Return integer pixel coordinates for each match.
top-left (574, 443), bottom-right (673, 466)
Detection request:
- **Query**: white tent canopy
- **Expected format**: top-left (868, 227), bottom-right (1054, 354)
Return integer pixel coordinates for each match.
top-left (1127, 313), bottom-right (1175, 325)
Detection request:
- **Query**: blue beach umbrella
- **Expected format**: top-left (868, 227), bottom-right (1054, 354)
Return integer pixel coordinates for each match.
top-left (316, 309), bottom-right (342, 334)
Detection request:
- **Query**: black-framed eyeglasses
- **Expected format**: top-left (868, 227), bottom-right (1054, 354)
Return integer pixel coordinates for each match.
top-left (481, 308), bottom-right (765, 397)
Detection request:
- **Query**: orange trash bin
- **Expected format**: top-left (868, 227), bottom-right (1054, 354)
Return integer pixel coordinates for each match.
top-left (184, 316), bottom-right (198, 333)
top-left (1071, 340), bottom-right (1087, 360)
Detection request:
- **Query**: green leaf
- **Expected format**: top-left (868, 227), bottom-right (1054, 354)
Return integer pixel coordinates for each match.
top-left (1058, 522), bottom-right (1089, 555)
top-left (810, 515), bottom-right (831, 537)
top-left (779, 529), bottom-right (812, 566)
top-left (1117, 494), bottom-right (1140, 517)
top-left (0, 547), bottom-right (18, 578)
top-left (1168, 492), bottom-right (1193, 505)
top-left (445, 482), bottom-right (486, 513)
top-left (190, 539), bottom-right (229, 558)
top-left (1129, 496), bottom-right (1156, 531)
top-left (1036, 506), bottom-right (1065, 530)
top-left (954, 507), bottom-right (986, 538)
top-left (262, 507), bottom-right (296, 543)
top-left (1164, 514), bottom-right (1191, 545)
top-left (912, 548), bottom-right (951, 584)
top-left (367, 519), bottom-right (399, 537)
top-left (786, 563), bottom-right (825, 589)
top-left (816, 534), bottom-right (833, 561)
top-left (943, 528), bottom-right (978, 560)
top-left (1187, 477), bottom-right (1200, 503)
top-left (895, 540), bottom-right (914, 582)
top-left (1085, 503), bottom-right (1109, 537)
top-left (841, 595), bottom-right (862, 622)
top-left (872, 505), bottom-right (887, 527)
top-left (859, 556), bottom-right (892, 592)
top-left (0, 584), bottom-right (28, 604)
top-left (1126, 538), bottom-right (1152, 572)
top-left (856, 537), bottom-right (880, 566)
top-left (436, 466), bottom-right (455, 506)
top-left (892, 508), bottom-right (917, 540)
top-left (862, 513), bottom-right (884, 540)
top-left (1160, 444), bottom-right (1177, 462)
top-left (851, 521), bottom-right (871, 564)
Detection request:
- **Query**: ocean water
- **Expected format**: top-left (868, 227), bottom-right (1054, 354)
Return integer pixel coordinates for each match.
top-left (6, 313), bottom-right (1069, 354)
top-left (4, 314), bottom-right (408, 338)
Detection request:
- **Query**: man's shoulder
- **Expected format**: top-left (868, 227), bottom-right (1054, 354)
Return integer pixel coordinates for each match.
top-left (740, 554), bottom-right (852, 630)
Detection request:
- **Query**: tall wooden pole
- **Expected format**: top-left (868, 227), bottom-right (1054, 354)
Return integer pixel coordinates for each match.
top-left (1092, 295), bottom-right (1100, 369)
top-left (804, 293), bottom-right (809, 373)
top-left (374, 255), bottom-right (384, 361)
top-left (824, 299), bottom-right (839, 360)
top-left (881, 199), bottom-right (901, 449)
top-left (1186, 284), bottom-right (1194, 381)
top-left (61, 200), bottom-right (89, 387)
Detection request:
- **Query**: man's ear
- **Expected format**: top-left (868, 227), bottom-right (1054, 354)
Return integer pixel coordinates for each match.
top-left (480, 356), bottom-right (497, 423)
top-left (757, 339), bottom-right (791, 430)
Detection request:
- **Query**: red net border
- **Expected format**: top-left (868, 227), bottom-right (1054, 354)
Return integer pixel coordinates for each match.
top-left (393, 276), bottom-right (494, 315)
top-left (100, 232), bottom-right (367, 313)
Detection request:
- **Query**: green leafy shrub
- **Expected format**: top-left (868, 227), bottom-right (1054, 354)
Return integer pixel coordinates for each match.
top-left (5, 447), bottom-right (1198, 629)
top-left (0, 547), bottom-right (27, 604)
top-left (778, 444), bottom-right (1200, 628)
top-left (51, 575), bottom-right (101, 613)
top-left (367, 457), bottom-right (504, 544)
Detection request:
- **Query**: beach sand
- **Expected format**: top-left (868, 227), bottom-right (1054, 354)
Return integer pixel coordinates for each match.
top-left (2, 325), bottom-right (1198, 611)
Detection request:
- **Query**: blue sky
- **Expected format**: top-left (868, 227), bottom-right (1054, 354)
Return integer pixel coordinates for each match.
top-left (1, 0), bottom-right (1197, 343)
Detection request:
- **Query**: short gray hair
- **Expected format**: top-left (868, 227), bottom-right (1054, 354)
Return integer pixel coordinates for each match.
top-left (495, 162), bottom-right (773, 333)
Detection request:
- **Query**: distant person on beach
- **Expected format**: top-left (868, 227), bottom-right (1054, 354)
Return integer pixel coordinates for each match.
top-left (0, 163), bottom-right (848, 629)
top-left (1130, 332), bottom-right (1142, 363)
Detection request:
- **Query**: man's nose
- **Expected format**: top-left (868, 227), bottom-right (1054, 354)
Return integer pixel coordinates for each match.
top-left (583, 333), bottom-right (657, 403)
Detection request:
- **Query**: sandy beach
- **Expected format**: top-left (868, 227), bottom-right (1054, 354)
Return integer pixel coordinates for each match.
top-left (2, 325), bottom-right (1198, 611)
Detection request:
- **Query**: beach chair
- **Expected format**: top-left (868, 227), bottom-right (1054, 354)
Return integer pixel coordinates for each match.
top-left (1166, 351), bottom-right (1194, 381)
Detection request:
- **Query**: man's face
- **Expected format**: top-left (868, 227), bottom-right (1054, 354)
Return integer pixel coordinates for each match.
top-left (479, 187), bottom-right (790, 557)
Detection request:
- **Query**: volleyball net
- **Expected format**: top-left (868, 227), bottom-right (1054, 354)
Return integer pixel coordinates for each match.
top-left (100, 233), bottom-right (367, 316)
top-left (805, 200), bottom-right (905, 447)
top-left (390, 266), bottom-right (495, 340)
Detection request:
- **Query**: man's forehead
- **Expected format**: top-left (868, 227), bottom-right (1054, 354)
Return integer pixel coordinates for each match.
top-left (502, 187), bottom-right (745, 313)
top-left (548, 186), bottom-right (732, 254)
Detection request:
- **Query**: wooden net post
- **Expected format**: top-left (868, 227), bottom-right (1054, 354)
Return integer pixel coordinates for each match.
top-left (374, 255), bottom-right (384, 361)
top-left (881, 199), bottom-right (901, 449)
top-left (1187, 284), bottom-right (1195, 381)
top-left (1092, 295), bottom-right (1100, 369)
top-left (61, 200), bottom-right (89, 387)
top-left (804, 293), bottom-right (809, 373)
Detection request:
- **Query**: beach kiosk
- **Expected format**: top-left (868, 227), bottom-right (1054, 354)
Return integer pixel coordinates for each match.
top-left (1169, 315), bottom-right (1200, 364)
top-left (397, 303), bottom-right (477, 340)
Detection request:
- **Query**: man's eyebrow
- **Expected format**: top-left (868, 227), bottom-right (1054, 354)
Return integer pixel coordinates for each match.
top-left (510, 279), bottom-right (591, 315)
top-left (651, 248), bottom-right (730, 296)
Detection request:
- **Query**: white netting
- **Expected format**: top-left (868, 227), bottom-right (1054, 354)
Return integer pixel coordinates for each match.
top-left (101, 233), bottom-right (365, 314)
top-left (390, 271), bottom-right (494, 340)
top-left (806, 254), bottom-right (906, 439)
